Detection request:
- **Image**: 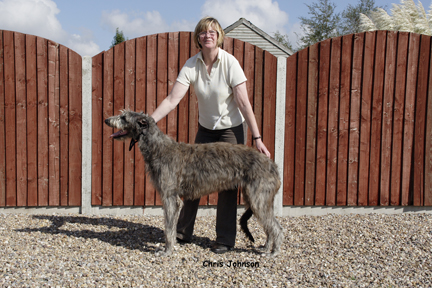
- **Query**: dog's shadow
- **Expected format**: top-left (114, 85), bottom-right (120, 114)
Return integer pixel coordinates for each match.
top-left (16, 215), bottom-right (213, 253)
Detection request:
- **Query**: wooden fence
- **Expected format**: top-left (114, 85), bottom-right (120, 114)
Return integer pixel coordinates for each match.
top-left (283, 31), bottom-right (432, 206)
top-left (91, 32), bottom-right (277, 206)
top-left (0, 30), bottom-right (82, 207)
top-left (2, 29), bottom-right (432, 208)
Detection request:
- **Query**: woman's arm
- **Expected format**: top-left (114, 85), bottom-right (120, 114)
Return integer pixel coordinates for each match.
top-left (151, 81), bottom-right (189, 123)
top-left (233, 82), bottom-right (271, 158)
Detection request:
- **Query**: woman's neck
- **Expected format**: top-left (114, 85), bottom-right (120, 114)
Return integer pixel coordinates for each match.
top-left (201, 47), bottom-right (219, 66)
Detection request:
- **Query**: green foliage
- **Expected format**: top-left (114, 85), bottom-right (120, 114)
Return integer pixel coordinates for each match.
top-left (297, 0), bottom-right (341, 49)
top-left (339, 0), bottom-right (382, 35)
top-left (110, 28), bottom-right (127, 49)
top-left (273, 0), bottom-right (382, 51)
top-left (273, 30), bottom-right (295, 52)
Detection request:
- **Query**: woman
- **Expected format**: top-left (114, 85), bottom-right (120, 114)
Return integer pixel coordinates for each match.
top-left (151, 16), bottom-right (270, 254)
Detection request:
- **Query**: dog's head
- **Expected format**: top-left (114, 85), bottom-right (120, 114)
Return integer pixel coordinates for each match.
top-left (104, 110), bottom-right (154, 150)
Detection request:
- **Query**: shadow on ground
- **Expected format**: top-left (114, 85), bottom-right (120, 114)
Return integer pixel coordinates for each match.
top-left (16, 215), bottom-right (213, 253)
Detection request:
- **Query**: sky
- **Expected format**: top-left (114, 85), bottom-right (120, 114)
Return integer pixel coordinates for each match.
top-left (0, 0), bottom-right (416, 57)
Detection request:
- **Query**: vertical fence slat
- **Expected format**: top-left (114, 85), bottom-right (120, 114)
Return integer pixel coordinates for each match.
top-left (113, 42), bottom-right (125, 206)
top-left (263, 51), bottom-right (277, 158)
top-left (234, 39), bottom-right (246, 205)
top-left (92, 52), bottom-right (103, 206)
top-left (59, 45), bottom-right (69, 206)
top-left (327, 37), bottom-right (341, 206)
top-left (391, 32), bottom-right (409, 206)
top-left (124, 39), bottom-right (136, 206)
top-left (155, 34), bottom-right (168, 206)
top-left (294, 48), bottom-right (308, 206)
top-left (0, 31), bottom-right (5, 206)
top-left (284, 54), bottom-right (296, 205)
top-left (189, 38), bottom-right (199, 144)
top-left (402, 33), bottom-right (420, 205)
top-left (369, 31), bottom-right (386, 206)
top-left (135, 36), bottom-right (147, 206)
top-left (26, 35), bottom-right (38, 206)
top-left (145, 34), bottom-right (157, 206)
top-left (37, 37), bottom-right (49, 206)
top-left (68, 50), bottom-right (82, 206)
top-left (305, 43), bottom-right (318, 205)
top-left (4, 31), bottom-right (16, 206)
top-left (315, 39), bottom-right (330, 206)
top-left (380, 32), bottom-right (397, 206)
top-left (156, 34), bottom-right (168, 134)
top-left (358, 31), bottom-right (375, 206)
top-left (102, 49), bottom-right (114, 206)
top-left (413, 35), bottom-right (430, 206)
top-left (425, 36), bottom-right (432, 206)
top-left (15, 32), bottom-right (27, 206)
top-left (167, 32), bottom-right (179, 140)
top-left (244, 42), bottom-right (255, 147)
top-left (48, 40), bottom-right (60, 206)
top-left (337, 35), bottom-right (353, 206)
top-left (347, 33), bottom-right (363, 206)
top-left (177, 32), bottom-right (190, 144)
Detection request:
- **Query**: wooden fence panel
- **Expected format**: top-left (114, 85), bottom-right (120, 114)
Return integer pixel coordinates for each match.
top-left (0, 31), bottom-right (4, 207)
top-left (91, 33), bottom-right (277, 206)
top-left (5, 29), bottom-right (432, 208)
top-left (284, 30), bottom-right (432, 207)
top-left (0, 30), bottom-right (82, 207)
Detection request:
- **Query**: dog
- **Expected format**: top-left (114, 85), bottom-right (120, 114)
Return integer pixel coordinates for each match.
top-left (104, 110), bottom-right (283, 256)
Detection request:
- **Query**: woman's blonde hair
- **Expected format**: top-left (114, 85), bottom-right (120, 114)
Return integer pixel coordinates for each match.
top-left (193, 17), bottom-right (225, 49)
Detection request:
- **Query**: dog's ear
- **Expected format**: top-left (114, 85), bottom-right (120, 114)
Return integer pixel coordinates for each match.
top-left (138, 118), bottom-right (149, 129)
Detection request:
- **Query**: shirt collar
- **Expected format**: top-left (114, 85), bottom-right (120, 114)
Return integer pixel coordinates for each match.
top-left (198, 48), bottom-right (222, 64)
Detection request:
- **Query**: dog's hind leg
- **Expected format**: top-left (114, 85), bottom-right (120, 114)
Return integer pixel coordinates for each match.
top-left (249, 189), bottom-right (283, 257)
top-left (157, 194), bottom-right (183, 256)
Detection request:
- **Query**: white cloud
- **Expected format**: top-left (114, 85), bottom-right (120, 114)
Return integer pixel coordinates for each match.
top-left (201, 0), bottom-right (289, 35)
top-left (0, 0), bottom-right (100, 56)
top-left (100, 9), bottom-right (196, 38)
top-left (0, 0), bottom-right (64, 39)
top-left (67, 29), bottom-right (101, 57)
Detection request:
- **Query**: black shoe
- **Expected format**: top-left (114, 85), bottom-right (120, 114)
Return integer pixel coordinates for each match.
top-left (176, 237), bottom-right (190, 244)
top-left (211, 243), bottom-right (232, 254)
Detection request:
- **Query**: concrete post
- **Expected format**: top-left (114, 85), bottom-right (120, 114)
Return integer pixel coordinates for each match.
top-left (273, 56), bottom-right (287, 216)
top-left (81, 56), bottom-right (92, 214)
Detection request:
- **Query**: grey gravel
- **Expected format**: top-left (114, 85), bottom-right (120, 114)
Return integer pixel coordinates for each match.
top-left (1, 213), bottom-right (431, 287)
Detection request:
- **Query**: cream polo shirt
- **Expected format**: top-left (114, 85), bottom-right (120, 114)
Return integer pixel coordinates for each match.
top-left (176, 48), bottom-right (247, 130)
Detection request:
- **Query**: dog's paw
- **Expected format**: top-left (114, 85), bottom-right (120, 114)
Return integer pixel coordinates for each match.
top-left (155, 246), bottom-right (172, 257)
top-left (255, 246), bottom-right (271, 256)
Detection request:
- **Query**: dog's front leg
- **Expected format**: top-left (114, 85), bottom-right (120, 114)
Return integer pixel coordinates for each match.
top-left (156, 194), bottom-right (183, 256)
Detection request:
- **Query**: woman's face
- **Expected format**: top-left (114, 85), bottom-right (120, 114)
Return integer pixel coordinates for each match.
top-left (198, 25), bottom-right (219, 50)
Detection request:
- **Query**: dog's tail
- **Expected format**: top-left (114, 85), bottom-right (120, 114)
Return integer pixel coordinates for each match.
top-left (240, 208), bottom-right (255, 243)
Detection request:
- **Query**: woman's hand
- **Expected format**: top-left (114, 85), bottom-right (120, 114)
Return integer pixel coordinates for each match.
top-left (255, 138), bottom-right (271, 158)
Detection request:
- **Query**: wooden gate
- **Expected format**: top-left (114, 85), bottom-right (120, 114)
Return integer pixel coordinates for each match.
top-left (284, 31), bottom-right (432, 206)
top-left (91, 32), bottom-right (277, 206)
top-left (0, 30), bottom-right (82, 207)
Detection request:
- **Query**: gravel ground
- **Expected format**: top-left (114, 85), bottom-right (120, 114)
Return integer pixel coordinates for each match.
top-left (1, 213), bottom-right (431, 287)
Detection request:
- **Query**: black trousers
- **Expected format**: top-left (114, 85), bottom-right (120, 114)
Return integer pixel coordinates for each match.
top-left (176, 122), bottom-right (246, 247)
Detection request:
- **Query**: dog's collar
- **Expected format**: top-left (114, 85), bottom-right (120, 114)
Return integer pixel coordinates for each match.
top-left (129, 138), bottom-right (138, 151)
